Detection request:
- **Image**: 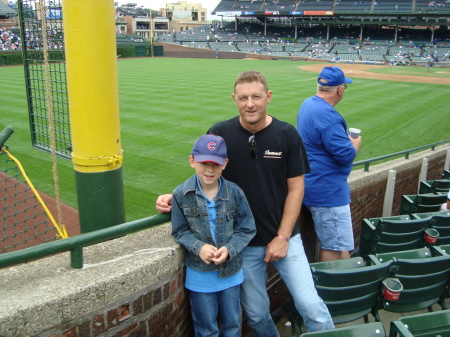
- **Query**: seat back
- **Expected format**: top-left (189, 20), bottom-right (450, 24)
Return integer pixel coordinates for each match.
top-left (433, 179), bottom-right (450, 193)
top-left (372, 247), bottom-right (432, 263)
top-left (439, 243), bottom-right (450, 254)
top-left (430, 213), bottom-right (450, 245)
top-left (401, 193), bottom-right (448, 215)
top-left (308, 256), bottom-right (364, 270)
top-left (390, 309), bottom-right (450, 337)
top-left (414, 211), bottom-right (450, 245)
top-left (301, 322), bottom-right (386, 337)
top-left (443, 169), bottom-right (450, 179)
top-left (310, 261), bottom-right (392, 323)
top-left (419, 179), bottom-right (450, 194)
top-left (374, 252), bottom-right (450, 313)
top-left (359, 216), bottom-right (430, 258)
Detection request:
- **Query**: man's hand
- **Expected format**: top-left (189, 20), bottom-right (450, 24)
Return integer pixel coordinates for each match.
top-left (199, 244), bottom-right (218, 264)
top-left (212, 247), bottom-right (229, 264)
top-left (156, 194), bottom-right (173, 213)
top-left (264, 236), bottom-right (289, 263)
top-left (349, 135), bottom-right (362, 154)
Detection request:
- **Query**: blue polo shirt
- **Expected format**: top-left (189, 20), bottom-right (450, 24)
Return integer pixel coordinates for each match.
top-left (297, 95), bottom-right (356, 207)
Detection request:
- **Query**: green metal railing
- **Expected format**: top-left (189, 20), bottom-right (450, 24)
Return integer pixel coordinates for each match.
top-left (354, 140), bottom-right (450, 172)
top-left (0, 213), bottom-right (171, 269)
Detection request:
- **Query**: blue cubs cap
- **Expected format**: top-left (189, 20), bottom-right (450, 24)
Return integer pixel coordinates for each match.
top-left (192, 134), bottom-right (227, 166)
top-left (318, 66), bottom-right (353, 86)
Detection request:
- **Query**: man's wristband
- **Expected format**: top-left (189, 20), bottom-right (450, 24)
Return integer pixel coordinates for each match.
top-left (276, 234), bottom-right (289, 242)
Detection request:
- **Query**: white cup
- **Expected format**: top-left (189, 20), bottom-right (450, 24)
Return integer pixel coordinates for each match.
top-left (349, 128), bottom-right (361, 139)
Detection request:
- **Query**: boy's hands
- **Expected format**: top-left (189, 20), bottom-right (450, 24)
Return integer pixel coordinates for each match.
top-left (212, 247), bottom-right (229, 264)
top-left (199, 245), bottom-right (229, 264)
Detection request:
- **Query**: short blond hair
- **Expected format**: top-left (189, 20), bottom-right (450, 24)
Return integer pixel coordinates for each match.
top-left (234, 71), bottom-right (269, 93)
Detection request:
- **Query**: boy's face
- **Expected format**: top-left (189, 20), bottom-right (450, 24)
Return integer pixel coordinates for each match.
top-left (189, 155), bottom-right (228, 188)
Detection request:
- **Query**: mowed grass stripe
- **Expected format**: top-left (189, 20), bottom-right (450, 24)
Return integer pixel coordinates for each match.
top-left (1, 59), bottom-right (449, 221)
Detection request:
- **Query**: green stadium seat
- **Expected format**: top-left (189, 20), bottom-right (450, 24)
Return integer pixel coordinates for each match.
top-left (300, 322), bottom-right (386, 337)
top-left (369, 247), bottom-right (433, 262)
top-left (437, 243), bottom-right (450, 255)
top-left (419, 179), bottom-right (450, 194)
top-left (288, 258), bottom-right (392, 335)
top-left (368, 248), bottom-right (450, 313)
top-left (359, 215), bottom-right (431, 258)
top-left (400, 193), bottom-right (448, 215)
top-left (389, 309), bottom-right (450, 337)
top-left (443, 170), bottom-right (450, 179)
top-left (414, 211), bottom-right (450, 245)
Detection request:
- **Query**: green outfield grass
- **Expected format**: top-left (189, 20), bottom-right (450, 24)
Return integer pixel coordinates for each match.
top-left (1, 58), bottom-right (449, 222)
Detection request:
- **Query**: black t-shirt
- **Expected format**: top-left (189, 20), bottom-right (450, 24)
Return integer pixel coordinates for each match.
top-left (208, 116), bottom-right (310, 246)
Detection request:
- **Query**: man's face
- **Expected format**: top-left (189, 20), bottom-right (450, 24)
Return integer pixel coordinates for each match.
top-left (232, 81), bottom-right (272, 130)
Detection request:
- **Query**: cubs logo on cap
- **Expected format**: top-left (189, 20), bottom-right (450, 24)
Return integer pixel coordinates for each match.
top-left (192, 134), bottom-right (227, 166)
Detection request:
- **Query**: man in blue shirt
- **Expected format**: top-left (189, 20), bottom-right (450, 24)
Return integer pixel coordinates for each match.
top-left (297, 66), bottom-right (362, 261)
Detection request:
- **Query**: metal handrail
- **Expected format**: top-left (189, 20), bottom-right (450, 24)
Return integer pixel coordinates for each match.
top-left (0, 213), bottom-right (171, 269)
top-left (353, 140), bottom-right (450, 172)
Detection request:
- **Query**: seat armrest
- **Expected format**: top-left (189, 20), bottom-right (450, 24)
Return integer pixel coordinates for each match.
top-left (367, 255), bottom-right (381, 265)
top-left (390, 320), bottom-right (414, 337)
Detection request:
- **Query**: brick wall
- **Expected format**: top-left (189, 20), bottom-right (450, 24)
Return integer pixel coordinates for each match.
top-left (39, 269), bottom-right (193, 337)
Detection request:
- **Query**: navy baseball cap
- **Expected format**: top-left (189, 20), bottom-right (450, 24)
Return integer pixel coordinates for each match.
top-left (318, 66), bottom-right (353, 86)
top-left (192, 134), bottom-right (227, 166)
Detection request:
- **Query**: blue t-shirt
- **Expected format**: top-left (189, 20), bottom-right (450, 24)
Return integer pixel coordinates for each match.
top-left (297, 95), bottom-right (356, 207)
top-left (185, 176), bottom-right (244, 293)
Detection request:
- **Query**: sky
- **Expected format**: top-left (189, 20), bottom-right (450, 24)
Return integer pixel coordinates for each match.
top-left (117, 0), bottom-right (223, 19)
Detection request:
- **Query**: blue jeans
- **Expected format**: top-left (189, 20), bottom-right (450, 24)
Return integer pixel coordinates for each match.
top-left (240, 234), bottom-right (334, 336)
top-left (189, 285), bottom-right (241, 337)
top-left (309, 205), bottom-right (354, 251)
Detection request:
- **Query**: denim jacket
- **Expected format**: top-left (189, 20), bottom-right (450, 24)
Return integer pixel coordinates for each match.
top-left (171, 174), bottom-right (256, 278)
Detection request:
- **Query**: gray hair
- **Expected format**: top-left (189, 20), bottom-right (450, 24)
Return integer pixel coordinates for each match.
top-left (317, 83), bottom-right (339, 92)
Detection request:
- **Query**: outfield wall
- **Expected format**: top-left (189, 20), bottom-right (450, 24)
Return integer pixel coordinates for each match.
top-left (0, 144), bottom-right (449, 337)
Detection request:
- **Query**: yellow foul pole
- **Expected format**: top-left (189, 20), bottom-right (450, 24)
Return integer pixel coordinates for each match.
top-left (62, 0), bottom-right (125, 232)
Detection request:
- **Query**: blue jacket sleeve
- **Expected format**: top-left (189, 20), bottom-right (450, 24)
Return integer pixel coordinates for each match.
top-left (170, 193), bottom-right (205, 257)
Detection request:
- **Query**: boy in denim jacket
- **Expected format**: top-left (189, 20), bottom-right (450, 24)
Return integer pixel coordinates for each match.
top-left (171, 134), bottom-right (256, 337)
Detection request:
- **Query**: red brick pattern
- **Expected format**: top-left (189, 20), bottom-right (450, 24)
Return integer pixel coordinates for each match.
top-left (39, 269), bottom-right (194, 337)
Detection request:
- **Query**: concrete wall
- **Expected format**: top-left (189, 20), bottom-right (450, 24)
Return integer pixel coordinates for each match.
top-left (0, 144), bottom-right (449, 337)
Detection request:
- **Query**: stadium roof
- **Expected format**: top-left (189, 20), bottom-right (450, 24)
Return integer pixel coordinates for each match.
top-left (0, 1), bottom-right (16, 16)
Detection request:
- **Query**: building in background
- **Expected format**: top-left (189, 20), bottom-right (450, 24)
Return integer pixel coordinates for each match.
top-left (0, 0), bottom-right (17, 28)
top-left (159, 1), bottom-right (210, 33)
top-left (116, 1), bottom-right (209, 39)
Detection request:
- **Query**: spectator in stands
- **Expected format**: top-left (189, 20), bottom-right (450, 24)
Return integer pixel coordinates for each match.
top-left (156, 71), bottom-right (334, 335)
top-left (171, 134), bottom-right (256, 337)
top-left (297, 66), bottom-right (362, 262)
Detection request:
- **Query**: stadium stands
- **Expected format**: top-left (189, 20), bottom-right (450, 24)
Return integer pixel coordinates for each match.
top-left (153, 16), bottom-right (449, 65)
